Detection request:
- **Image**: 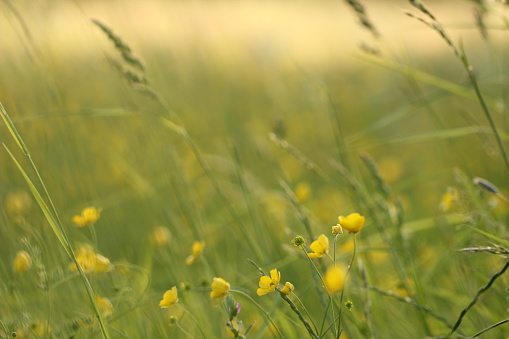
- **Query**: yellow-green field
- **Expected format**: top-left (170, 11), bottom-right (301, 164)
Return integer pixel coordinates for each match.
top-left (2, 1), bottom-right (509, 338)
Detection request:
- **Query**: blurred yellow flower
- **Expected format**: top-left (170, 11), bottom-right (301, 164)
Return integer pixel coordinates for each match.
top-left (159, 286), bottom-right (179, 308)
top-left (280, 282), bottom-right (294, 295)
top-left (13, 250), bottom-right (32, 273)
top-left (70, 244), bottom-right (112, 274)
top-left (149, 226), bottom-right (172, 247)
top-left (308, 234), bottom-right (329, 258)
top-left (96, 297), bottom-right (113, 317)
top-left (4, 190), bottom-right (32, 220)
top-left (257, 269), bottom-right (281, 296)
top-left (72, 207), bottom-right (102, 227)
top-left (324, 265), bottom-right (346, 294)
top-left (338, 213), bottom-right (365, 234)
top-left (295, 182), bottom-right (311, 203)
top-left (185, 241), bottom-right (205, 265)
top-left (211, 277), bottom-right (230, 298)
top-left (439, 187), bottom-right (458, 212)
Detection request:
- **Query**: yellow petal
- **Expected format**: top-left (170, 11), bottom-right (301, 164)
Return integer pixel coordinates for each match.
top-left (338, 213), bottom-right (365, 234)
top-left (269, 269), bottom-right (281, 286)
top-left (13, 250), bottom-right (32, 273)
top-left (280, 282), bottom-right (294, 295)
top-left (324, 266), bottom-right (346, 294)
top-left (160, 286), bottom-right (179, 308)
top-left (210, 277), bottom-right (230, 298)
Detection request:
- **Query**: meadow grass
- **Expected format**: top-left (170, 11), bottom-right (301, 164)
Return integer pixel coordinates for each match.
top-left (1, 0), bottom-right (509, 338)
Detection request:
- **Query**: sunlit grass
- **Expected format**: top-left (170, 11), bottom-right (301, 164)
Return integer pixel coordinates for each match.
top-left (1, 0), bottom-right (509, 338)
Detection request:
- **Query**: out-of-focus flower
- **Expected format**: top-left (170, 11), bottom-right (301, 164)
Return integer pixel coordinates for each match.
top-left (308, 234), bottom-right (329, 258)
top-left (96, 297), bottom-right (113, 317)
top-left (324, 266), bottom-right (346, 294)
top-left (13, 250), bottom-right (32, 272)
top-left (280, 282), bottom-right (294, 295)
top-left (439, 187), bottom-right (459, 212)
top-left (257, 269), bottom-right (281, 296)
top-left (295, 182), bottom-right (311, 203)
top-left (70, 244), bottom-right (112, 274)
top-left (4, 190), bottom-right (32, 222)
top-left (72, 207), bottom-right (102, 227)
top-left (210, 277), bottom-right (230, 298)
top-left (185, 241), bottom-right (205, 265)
top-left (149, 226), bottom-right (171, 248)
top-left (338, 213), bottom-right (365, 234)
top-left (159, 286), bottom-right (178, 308)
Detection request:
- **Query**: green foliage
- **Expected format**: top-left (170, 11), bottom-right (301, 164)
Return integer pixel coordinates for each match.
top-left (1, 0), bottom-right (509, 338)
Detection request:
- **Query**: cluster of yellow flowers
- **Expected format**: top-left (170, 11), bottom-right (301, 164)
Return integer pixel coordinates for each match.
top-left (158, 211), bottom-right (366, 334)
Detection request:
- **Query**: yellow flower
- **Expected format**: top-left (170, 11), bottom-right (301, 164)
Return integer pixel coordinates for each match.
top-left (308, 234), bottom-right (329, 258)
top-left (332, 225), bottom-right (343, 235)
top-left (280, 282), bottom-right (294, 295)
top-left (185, 241), bottom-right (205, 265)
top-left (72, 207), bottom-right (102, 227)
top-left (439, 187), bottom-right (459, 212)
top-left (13, 250), bottom-right (32, 273)
top-left (159, 286), bottom-right (179, 308)
top-left (210, 277), bottom-right (230, 298)
top-left (4, 190), bottom-right (32, 218)
top-left (69, 244), bottom-right (112, 274)
top-left (295, 182), bottom-right (311, 203)
top-left (256, 269), bottom-right (281, 296)
top-left (338, 213), bottom-right (365, 234)
top-left (94, 254), bottom-right (113, 274)
top-left (96, 297), bottom-right (113, 317)
top-left (324, 265), bottom-right (346, 294)
top-left (149, 226), bottom-right (171, 248)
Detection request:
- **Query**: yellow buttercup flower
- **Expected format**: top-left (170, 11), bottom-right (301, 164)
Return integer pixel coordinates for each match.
top-left (210, 277), bottom-right (230, 298)
top-left (72, 207), bottom-right (102, 227)
top-left (338, 213), bottom-right (365, 234)
top-left (308, 234), bottom-right (329, 258)
top-left (69, 244), bottom-right (112, 274)
top-left (159, 286), bottom-right (179, 308)
top-left (185, 241), bottom-right (205, 265)
top-left (149, 226), bottom-right (171, 248)
top-left (439, 187), bottom-right (459, 212)
top-left (13, 250), bottom-right (32, 273)
top-left (295, 182), bottom-right (311, 203)
top-left (256, 269), bottom-right (281, 296)
top-left (280, 282), bottom-right (294, 295)
top-left (96, 297), bottom-right (113, 317)
top-left (324, 265), bottom-right (346, 294)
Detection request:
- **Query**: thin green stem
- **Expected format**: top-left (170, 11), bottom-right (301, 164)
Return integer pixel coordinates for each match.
top-left (176, 304), bottom-right (206, 339)
top-left (459, 46), bottom-right (509, 173)
top-left (469, 318), bottom-right (509, 338)
top-left (337, 235), bottom-right (357, 338)
top-left (450, 260), bottom-right (509, 335)
top-left (230, 290), bottom-right (284, 339)
top-left (278, 291), bottom-right (319, 339)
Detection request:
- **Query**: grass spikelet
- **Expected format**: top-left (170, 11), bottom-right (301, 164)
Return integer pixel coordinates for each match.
top-left (269, 132), bottom-right (329, 181)
top-left (92, 19), bottom-right (145, 72)
top-left (344, 0), bottom-right (379, 38)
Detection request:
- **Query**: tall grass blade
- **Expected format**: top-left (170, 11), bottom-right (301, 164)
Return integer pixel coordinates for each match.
top-left (3, 144), bottom-right (70, 255)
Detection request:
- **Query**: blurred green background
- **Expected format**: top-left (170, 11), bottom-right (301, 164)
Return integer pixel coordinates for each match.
top-left (1, 0), bottom-right (509, 338)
